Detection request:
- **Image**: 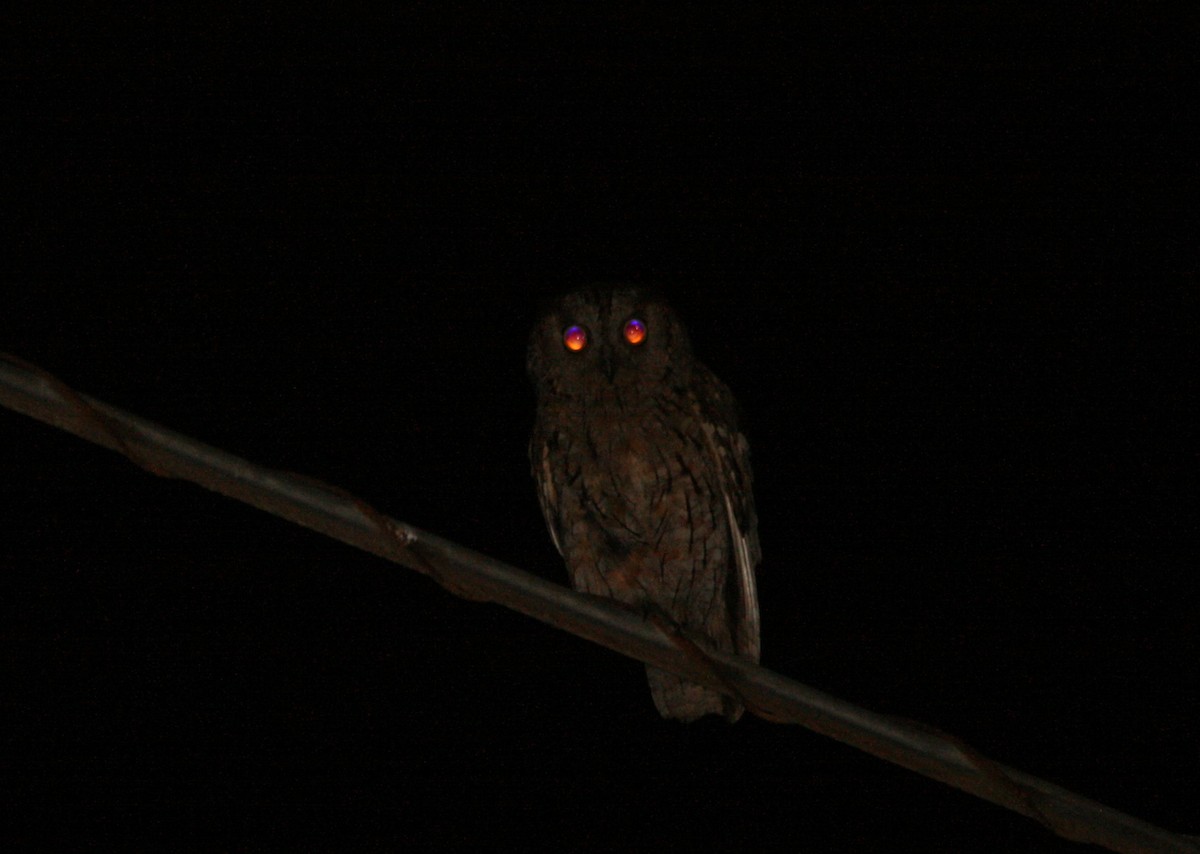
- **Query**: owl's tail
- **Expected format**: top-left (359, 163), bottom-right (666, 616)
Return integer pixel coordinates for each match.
top-left (645, 665), bottom-right (743, 723)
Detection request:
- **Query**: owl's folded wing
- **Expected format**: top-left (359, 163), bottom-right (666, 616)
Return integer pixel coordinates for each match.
top-left (693, 364), bottom-right (762, 663)
top-left (531, 435), bottom-right (564, 557)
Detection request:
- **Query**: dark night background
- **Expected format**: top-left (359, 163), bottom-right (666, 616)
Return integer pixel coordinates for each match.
top-left (3, 7), bottom-right (1197, 851)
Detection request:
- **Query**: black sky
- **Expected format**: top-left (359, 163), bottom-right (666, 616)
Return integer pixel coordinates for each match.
top-left (3, 6), bottom-right (1197, 851)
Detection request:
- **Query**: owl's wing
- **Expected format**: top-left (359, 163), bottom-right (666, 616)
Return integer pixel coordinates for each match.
top-left (694, 365), bottom-right (762, 663)
top-left (530, 433), bottom-right (564, 557)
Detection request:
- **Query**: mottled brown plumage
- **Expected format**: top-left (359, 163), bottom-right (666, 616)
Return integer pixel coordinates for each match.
top-left (528, 286), bottom-right (760, 721)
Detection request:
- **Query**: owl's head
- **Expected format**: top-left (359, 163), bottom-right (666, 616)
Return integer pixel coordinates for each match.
top-left (527, 286), bottom-right (693, 399)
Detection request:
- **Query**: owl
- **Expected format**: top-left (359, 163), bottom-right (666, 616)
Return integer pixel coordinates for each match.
top-left (527, 286), bottom-right (761, 722)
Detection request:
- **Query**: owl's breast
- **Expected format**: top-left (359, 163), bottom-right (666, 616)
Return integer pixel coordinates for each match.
top-left (576, 408), bottom-right (716, 537)
top-left (608, 427), bottom-right (662, 495)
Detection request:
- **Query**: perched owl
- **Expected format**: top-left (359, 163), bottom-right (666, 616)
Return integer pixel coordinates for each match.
top-left (527, 286), bottom-right (760, 722)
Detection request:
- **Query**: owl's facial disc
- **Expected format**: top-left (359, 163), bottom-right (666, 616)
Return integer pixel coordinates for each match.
top-left (560, 316), bottom-right (648, 381)
top-left (527, 286), bottom-right (689, 398)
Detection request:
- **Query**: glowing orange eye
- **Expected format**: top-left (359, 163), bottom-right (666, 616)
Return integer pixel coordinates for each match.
top-left (623, 318), bottom-right (646, 345)
top-left (563, 325), bottom-right (588, 351)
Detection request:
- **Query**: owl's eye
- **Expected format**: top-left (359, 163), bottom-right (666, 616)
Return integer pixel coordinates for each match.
top-left (623, 318), bottom-right (647, 346)
top-left (562, 325), bottom-right (588, 352)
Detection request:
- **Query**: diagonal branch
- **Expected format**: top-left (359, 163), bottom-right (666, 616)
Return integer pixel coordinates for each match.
top-left (1, 353), bottom-right (1196, 854)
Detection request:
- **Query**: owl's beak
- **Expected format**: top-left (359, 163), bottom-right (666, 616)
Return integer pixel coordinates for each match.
top-left (599, 350), bottom-right (617, 382)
